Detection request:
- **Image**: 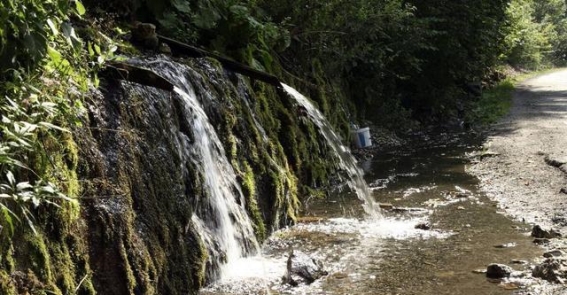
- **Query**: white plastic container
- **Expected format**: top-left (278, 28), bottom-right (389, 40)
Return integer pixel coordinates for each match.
top-left (351, 127), bottom-right (372, 148)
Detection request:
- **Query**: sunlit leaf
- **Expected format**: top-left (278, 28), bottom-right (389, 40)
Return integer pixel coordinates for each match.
top-left (75, 0), bottom-right (86, 16)
top-left (47, 46), bottom-right (62, 63)
top-left (16, 182), bottom-right (32, 191)
top-left (47, 18), bottom-right (59, 35)
top-left (6, 171), bottom-right (15, 186)
top-left (38, 122), bottom-right (70, 133)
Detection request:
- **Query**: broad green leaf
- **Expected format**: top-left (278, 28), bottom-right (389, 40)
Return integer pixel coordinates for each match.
top-left (47, 46), bottom-right (62, 63)
top-left (75, 0), bottom-right (86, 16)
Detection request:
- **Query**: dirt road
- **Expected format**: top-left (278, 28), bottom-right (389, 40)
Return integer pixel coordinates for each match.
top-left (469, 69), bottom-right (567, 229)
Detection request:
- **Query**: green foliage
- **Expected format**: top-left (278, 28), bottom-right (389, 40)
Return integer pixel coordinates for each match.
top-left (141, 0), bottom-right (290, 71)
top-left (504, 0), bottom-right (553, 69)
top-left (0, 0), bottom-right (115, 234)
top-left (503, 0), bottom-right (567, 69)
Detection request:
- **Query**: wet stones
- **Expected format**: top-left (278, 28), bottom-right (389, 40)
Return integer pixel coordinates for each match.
top-left (543, 249), bottom-right (565, 258)
top-left (378, 203), bottom-right (394, 210)
top-left (510, 259), bottom-right (528, 265)
top-left (494, 242), bottom-right (517, 249)
top-left (531, 225), bottom-right (561, 239)
top-left (533, 238), bottom-right (551, 245)
top-left (415, 222), bottom-right (431, 230)
top-left (532, 258), bottom-right (567, 283)
top-left (283, 249), bottom-right (328, 286)
top-left (486, 263), bottom-right (514, 278)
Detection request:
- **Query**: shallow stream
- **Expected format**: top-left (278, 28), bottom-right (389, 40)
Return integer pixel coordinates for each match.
top-left (201, 132), bottom-right (545, 295)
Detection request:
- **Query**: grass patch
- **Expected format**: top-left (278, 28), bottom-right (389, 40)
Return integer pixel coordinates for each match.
top-left (469, 80), bottom-right (515, 126)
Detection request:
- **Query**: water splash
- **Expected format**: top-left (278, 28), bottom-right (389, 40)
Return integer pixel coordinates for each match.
top-left (281, 83), bottom-right (381, 219)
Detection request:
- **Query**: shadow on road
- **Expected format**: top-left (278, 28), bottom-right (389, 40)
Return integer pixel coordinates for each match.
top-left (486, 83), bottom-right (567, 138)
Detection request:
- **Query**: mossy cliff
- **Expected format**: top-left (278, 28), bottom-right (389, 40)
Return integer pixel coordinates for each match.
top-left (0, 56), bottom-right (341, 294)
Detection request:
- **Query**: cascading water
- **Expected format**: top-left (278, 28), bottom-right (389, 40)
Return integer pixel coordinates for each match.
top-left (175, 87), bottom-right (259, 275)
top-left (133, 58), bottom-right (260, 280)
top-left (124, 57), bottom-right (379, 291)
top-left (281, 83), bottom-right (381, 219)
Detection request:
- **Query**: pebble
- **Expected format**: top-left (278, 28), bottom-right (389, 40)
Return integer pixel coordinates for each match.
top-left (414, 222), bottom-right (431, 230)
top-left (494, 242), bottom-right (517, 248)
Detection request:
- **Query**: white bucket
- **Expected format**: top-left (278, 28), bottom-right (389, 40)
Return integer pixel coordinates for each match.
top-left (351, 127), bottom-right (372, 148)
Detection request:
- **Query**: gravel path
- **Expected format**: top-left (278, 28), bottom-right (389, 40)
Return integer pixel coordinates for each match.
top-left (469, 69), bottom-right (567, 229)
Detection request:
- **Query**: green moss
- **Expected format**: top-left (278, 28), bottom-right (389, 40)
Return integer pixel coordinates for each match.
top-left (241, 162), bottom-right (266, 240)
top-left (0, 271), bottom-right (17, 294)
top-left (24, 233), bottom-right (52, 282)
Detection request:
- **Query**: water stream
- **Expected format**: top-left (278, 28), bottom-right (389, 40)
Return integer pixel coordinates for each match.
top-left (202, 131), bottom-right (546, 295)
top-left (126, 59), bottom-right (544, 294)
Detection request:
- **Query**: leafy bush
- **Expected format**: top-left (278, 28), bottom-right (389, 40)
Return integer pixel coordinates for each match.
top-left (0, 0), bottom-right (106, 235)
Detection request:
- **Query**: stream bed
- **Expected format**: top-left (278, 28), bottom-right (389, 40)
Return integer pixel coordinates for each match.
top-left (201, 132), bottom-right (552, 295)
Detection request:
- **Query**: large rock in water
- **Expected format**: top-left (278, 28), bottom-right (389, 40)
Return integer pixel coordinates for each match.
top-left (283, 250), bottom-right (328, 286)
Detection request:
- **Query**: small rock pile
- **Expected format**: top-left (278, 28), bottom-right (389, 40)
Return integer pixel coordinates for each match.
top-left (530, 225), bottom-right (567, 283)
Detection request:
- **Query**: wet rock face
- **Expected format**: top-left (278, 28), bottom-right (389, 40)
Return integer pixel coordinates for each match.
top-left (486, 263), bottom-right (514, 278)
top-left (284, 250), bottom-right (328, 286)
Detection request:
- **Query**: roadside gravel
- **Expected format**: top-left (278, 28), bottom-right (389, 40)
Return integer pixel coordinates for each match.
top-left (468, 69), bottom-right (567, 229)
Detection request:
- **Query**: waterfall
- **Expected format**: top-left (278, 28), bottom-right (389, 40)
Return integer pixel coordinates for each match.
top-left (121, 56), bottom-right (379, 288)
top-left (281, 83), bottom-right (381, 219)
top-left (134, 58), bottom-right (260, 281)
top-left (175, 87), bottom-right (259, 273)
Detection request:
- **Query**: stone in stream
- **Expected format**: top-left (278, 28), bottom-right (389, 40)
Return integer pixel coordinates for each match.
top-left (486, 263), bottom-right (514, 279)
top-left (494, 242), bottom-right (516, 249)
top-left (533, 238), bottom-right (551, 245)
top-left (378, 203), bottom-right (394, 210)
top-left (414, 222), bottom-right (431, 230)
top-left (543, 249), bottom-right (565, 258)
top-left (283, 249), bottom-right (328, 286)
top-left (531, 225), bottom-right (561, 239)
